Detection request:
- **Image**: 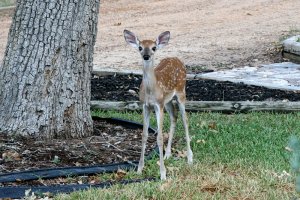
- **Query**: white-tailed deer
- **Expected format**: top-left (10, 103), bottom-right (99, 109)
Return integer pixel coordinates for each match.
top-left (124, 30), bottom-right (193, 180)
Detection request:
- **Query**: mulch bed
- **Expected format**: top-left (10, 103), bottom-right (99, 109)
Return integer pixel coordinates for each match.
top-left (0, 119), bottom-right (156, 187)
top-left (91, 74), bottom-right (300, 102)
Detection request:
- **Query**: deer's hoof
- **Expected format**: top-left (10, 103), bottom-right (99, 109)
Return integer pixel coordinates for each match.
top-left (160, 173), bottom-right (167, 181)
top-left (187, 149), bottom-right (193, 165)
top-left (164, 151), bottom-right (172, 160)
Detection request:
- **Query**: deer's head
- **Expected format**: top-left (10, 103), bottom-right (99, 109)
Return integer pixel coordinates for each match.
top-left (124, 30), bottom-right (170, 63)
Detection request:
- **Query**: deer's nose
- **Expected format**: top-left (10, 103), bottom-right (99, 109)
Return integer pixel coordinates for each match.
top-left (143, 55), bottom-right (150, 60)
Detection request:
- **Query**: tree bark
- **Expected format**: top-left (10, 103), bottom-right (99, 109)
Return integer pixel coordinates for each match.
top-left (0, 0), bottom-right (100, 138)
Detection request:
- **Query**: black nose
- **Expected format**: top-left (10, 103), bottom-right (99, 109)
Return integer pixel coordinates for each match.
top-left (143, 55), bottom-right (150, 60)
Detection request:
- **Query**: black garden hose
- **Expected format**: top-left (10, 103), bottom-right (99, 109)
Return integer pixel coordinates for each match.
top-left (0, 178), bottom-right (157, 199)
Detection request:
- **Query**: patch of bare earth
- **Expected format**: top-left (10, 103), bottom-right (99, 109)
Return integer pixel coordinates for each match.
top-left (1, 1), bottom-right (300, 72)
top-left (95, 0), bottom-right (300, 71)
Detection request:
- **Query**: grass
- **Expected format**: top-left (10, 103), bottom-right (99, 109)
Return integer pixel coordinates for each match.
top-left (0, 0), bottom-right (15, 7)
top-left (186, 65), bottom-right (210, 73)
top-left (279, 26), bottom-right (300, 42)
top-left (55, 111), bottom-right (300, 199)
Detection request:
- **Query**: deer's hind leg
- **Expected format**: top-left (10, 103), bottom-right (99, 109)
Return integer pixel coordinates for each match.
top-left (154, 104), bottom-right (167, 180)
top-left (164, 101), bottom-right (178, 159)
top-left (176, 92), bottom-right (193, 164)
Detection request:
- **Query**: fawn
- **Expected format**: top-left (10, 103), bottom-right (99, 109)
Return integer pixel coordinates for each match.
top-left (124, 30), bottom-right (193, 180)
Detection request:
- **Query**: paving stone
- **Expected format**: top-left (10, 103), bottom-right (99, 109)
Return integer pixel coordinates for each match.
top-left (197, 62), bottom-right (300, 91)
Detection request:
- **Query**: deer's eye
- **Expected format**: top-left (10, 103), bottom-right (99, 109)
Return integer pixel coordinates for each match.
top-left (152, 47), bottom-right (156, 51)
top-left (138, 46), bottom-right (143, 51)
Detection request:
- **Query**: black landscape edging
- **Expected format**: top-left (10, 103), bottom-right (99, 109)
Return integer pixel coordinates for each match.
top-left (0, 178), bottom-right (157, 199)
top-left (0, 161), bottom-right (139, 183)
top-left (0, 117), bottom-right (158, 199)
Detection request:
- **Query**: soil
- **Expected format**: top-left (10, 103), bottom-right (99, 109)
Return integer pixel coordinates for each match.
top-left (91, 74), bottom-right (300, 102)
top-left (1, 1), bottom-right (300, 72)
top-left (0, 118), bottom-right (156, 175)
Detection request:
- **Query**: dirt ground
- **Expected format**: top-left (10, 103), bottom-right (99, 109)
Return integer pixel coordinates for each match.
top-left (0, 0), bottom-right (300, 72)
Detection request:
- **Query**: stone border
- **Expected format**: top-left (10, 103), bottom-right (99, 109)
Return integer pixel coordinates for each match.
top-left (282, 35), bottom-right (300, 63)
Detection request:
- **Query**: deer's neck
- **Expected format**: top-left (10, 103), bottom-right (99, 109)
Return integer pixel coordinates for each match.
top-left (142, 60), bottom-right (157, 93)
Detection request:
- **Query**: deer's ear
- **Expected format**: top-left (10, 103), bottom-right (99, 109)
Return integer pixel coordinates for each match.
top-left (156, 31), bottom-right (170, 49)
top-left (124, 30), bottom-right (140, 49)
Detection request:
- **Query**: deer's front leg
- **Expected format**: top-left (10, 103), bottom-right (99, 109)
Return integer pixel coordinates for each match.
top-left (138, 104), bottom-right (150, 174)
top-left (154, 104), bottom-right (166, 180)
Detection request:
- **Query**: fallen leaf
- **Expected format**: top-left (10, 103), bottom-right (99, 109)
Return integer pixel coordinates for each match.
top-left (115, 169), bottom-right (127, 180)
top-left (89, 175), bottom-right (101, 184)
top-left (285, 146), bottom-right (293, 152)
top-left (57, 178), bottom-right (68, 183)
top-left (201, 184), bottom-right (230, 194)
top-left (208, 121), bottom-right (217, 130)
top-left (12, 152), bottom-right (22, 160)
top-left (196, 139), bottom-right (206, 144)
top-left (2, 151), bottom-right (22, 161)
top-left (128, 89), bottom-right (137, 95)
top-left (201, 185), bottom-right (218, 193)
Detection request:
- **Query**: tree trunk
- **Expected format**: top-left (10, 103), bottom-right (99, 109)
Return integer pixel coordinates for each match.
top-left (0, 0), bottom-right (100, 138)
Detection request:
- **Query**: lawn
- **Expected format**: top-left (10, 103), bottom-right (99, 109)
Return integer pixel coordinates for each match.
top-left (56, 111), bottom-right (300, 199)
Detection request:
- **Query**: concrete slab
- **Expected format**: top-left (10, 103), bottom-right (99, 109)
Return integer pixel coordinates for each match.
top-left (283, 35), bottom-right (300, 55)
top-left (197, 62), bottom-right (300, 91)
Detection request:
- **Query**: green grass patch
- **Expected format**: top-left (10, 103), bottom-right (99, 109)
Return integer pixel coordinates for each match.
top-left (0, 0), bottom-right (15, 7)
top-left (279, 26), bottom-right (300, 42)
top-left (55, 111), bottom-right (300, 199)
